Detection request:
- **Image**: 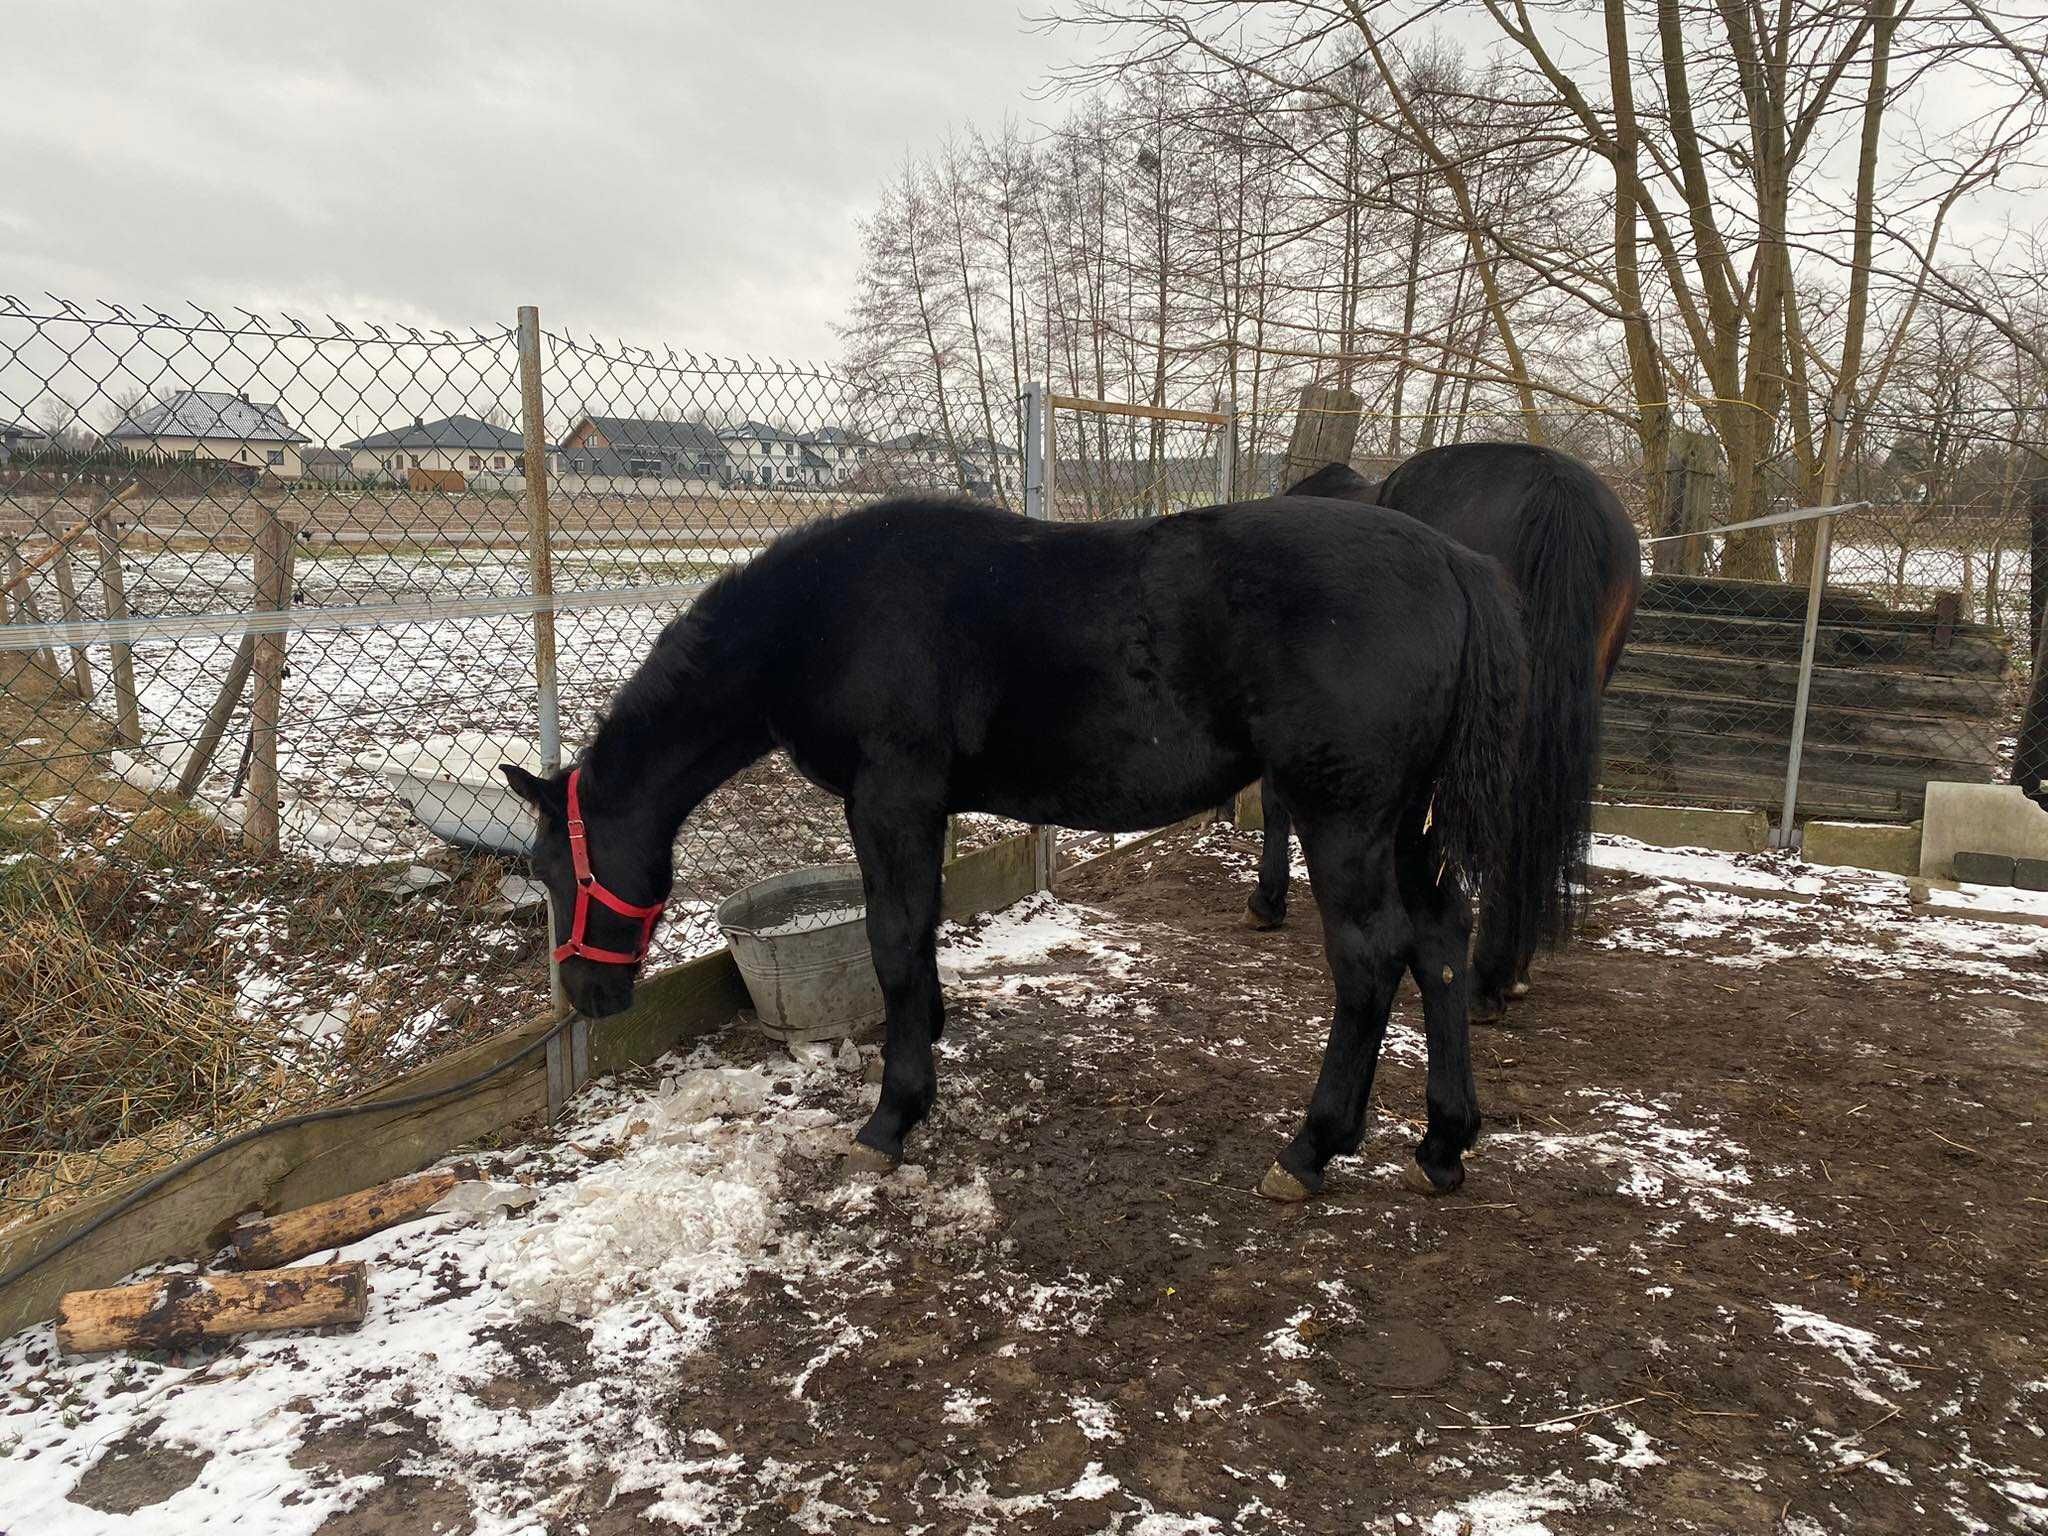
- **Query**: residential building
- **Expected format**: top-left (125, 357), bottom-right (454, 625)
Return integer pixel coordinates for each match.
top-left (106, 390), bottom-right (309, 479)
top-left (799, 426), bottom-right (870, 486)
top-left (342, 414), bottom-right (531, 484)
top-left (0, 418), bottom-right (45, 465)
top-left (557, 416), bottom-right (727, 481)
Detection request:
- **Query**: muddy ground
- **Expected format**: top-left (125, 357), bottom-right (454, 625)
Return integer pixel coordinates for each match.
top-left (6, 822), bottom-right (2045, 1534)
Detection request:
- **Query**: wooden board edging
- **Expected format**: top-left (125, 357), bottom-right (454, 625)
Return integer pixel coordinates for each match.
top-left (0, 829), bottom-right (1046, 1338)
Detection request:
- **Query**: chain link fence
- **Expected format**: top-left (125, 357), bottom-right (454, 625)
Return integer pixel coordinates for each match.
top-left (0, 297), bottom-right (984, 1235)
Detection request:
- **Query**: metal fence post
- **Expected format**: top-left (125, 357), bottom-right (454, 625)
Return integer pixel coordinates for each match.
top-left (1021, 381), bottom-right (1057, 892)
top-left (517, 307), bottom-right (562, 777)
top-left (1218, 404), bottom-right (1236, 506)
top-left (519, 305), bottom-right (585, 1113)
top-left (1023, 380), bottom-right (1048, 524)
top-left (1776, 511), bottom-right (1834, 847)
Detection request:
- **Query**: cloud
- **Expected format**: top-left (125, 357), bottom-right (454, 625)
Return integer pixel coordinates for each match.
top-left (1, 0), bottom-right (1068, 360)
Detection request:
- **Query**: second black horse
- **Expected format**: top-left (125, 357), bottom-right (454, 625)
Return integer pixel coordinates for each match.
top-left (503, 494), bottom-right (1525, 1201)
top-left (1248, 443), bottom-right (1641, 1020)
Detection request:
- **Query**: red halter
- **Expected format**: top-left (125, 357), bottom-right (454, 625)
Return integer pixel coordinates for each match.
top-left (552, 766), bottom-right (665, 967)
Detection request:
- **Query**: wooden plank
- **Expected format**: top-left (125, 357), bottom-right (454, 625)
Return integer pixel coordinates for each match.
top-left (1049, 395), bottom-right (1230, 428)
top-left (0, 831), bottom-right (1050, 1336)
top-left (39, 506), bottom-right (93, 701)
top-left (1612, 644), bottom-right (2009, 717)
top-left (173, 633), bottom-right (256, 798)
top-left (586, 947), bottom-right (747, 1078)
top-left (0, 1008), bottom-right (561, 1341)
top-left (941, 828), bottom-right (1042, 920)
top-left (1626, 609), bottom-right (2008, 674)
top-left (57, 1262), bottom-right (368, 1355)
top-left (2, 537), bottom-right (64, 684)
top-left (1604, 685), bottom-right (2004, 762)
top-left (229, 1166), bottom-right (476, 1269)
top-left (1640, 572), bottom-right (1971, 627)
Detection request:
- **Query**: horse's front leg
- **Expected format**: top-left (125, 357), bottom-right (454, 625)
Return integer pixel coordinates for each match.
top-left (844, 783), bottom-right (948, 1168)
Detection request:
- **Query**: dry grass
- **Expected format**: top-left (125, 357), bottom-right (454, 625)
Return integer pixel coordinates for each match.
top-left (0, 867), bottom-right (262, 1234)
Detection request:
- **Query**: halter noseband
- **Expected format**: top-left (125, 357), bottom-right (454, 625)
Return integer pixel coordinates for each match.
top-left (552, 766), bottom-right (665, 967)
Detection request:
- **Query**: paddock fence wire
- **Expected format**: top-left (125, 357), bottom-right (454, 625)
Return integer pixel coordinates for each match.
top-left (0, 296), bottom-right (996, 1237)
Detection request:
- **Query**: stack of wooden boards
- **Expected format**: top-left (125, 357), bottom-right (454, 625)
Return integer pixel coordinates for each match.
top-left (1602, 573), bottom-right (2011, 823)
top-left (53, 1163), bottom-right (478, 1355)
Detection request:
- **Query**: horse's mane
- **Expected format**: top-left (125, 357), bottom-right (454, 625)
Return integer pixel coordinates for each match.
top-left (581, 499), bottom-right (986, 790)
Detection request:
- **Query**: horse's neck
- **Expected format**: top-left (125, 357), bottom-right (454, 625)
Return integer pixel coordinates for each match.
top-left (585, 694), bottom-right (769, 844)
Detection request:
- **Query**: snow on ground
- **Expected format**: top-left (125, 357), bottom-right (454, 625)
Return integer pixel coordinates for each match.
top-left (4, 844), bottom-right (2045, 1532)
top-left (1588, 835), bottom-right (2048, 1000)
top-left (0, 1040), bottom-right (913, 1536)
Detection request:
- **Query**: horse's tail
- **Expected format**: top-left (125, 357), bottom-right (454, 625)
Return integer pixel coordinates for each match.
top-left (1503, 466), bottom-right (1636, 944)
top-left (1435, 548), bottom-right (1528, 895)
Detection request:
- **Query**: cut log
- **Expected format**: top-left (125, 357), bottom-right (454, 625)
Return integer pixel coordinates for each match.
top-left (55, 1261), bottom-right (368, 1355)
top-left (228, 1163), bottom-right (477, 1270)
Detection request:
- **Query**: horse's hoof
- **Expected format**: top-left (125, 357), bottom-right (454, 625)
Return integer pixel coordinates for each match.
top-left (1507, 980), bottom-right (1531, 1000)
top-left (842, 1140), bottom-right (899, 1177)
top-left (1240, 901), bottom-right (1285, 931)
top-left (1470, 993), bottom-right (1512, 1026)
top-left (1257, 1161), bottom-right (1314, 1202)
top-left (1401, 1159), bottom-right (1460, 1197)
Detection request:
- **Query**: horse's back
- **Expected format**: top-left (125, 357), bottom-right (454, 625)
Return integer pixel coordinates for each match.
top-left (1376, 441), bottom-right (1638, 576)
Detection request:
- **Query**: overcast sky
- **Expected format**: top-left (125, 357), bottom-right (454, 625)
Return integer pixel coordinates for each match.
top-left (1, 1), bottom-right (1072, 362)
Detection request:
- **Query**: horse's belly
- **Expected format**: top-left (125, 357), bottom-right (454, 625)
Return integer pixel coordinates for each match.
top-left (960, 728), bottom-right (1254, 833)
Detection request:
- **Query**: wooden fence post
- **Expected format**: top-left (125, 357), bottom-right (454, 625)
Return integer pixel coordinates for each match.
top-left (1656, 430), bottom-right (1720, 577)
top-left (91, 503), bottom-right (142, 744)
top-left (1281, 384), bottom-right (1362, 490)
top-left (245, 510), bottom-right (298, 855)
top-left (38, 506), bottom-right (93, 700)
top-left (3, 537), bottom-right (63, 685)
top-left (173, 634), bottom-right (256, 800)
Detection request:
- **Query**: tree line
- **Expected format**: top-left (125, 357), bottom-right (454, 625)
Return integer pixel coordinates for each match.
top-left (839, 0), bottom-right (2047, 584)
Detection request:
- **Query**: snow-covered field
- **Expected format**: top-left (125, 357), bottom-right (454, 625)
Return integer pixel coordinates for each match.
top-left (5, 828), bottom-right (2045, 1534)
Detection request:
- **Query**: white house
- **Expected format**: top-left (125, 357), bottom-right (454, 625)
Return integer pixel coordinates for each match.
top-left (799, 427), bottom-right (870, 486)
top-left (342, 414), bottom-right (533, 485)
top-left (107, 390), bottom-right (309, 479)
top-left (719, 421), bottom-right (824, 489)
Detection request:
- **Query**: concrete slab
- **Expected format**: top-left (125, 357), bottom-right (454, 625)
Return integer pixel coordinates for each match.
top-left (1953, 850), bottom-right (2017, 887)
top-left (1592, 802), bottom-right (1771, 854)
top-left (1802, 819), bottom-right (1922, 877)
top-left (1918, 781), bottom-right (2048, 879)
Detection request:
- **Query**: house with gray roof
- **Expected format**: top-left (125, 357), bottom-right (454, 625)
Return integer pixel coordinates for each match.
top-left (107, 390), bottom-right (310, 480)
top-left (0, 418), bottom-right (45, 465)
top-left (799, 426), bottom-right (871, 486)
top-left (558, 415), bottom-right (729, 481)
top-left (342, 414), bottom-right (534, 484)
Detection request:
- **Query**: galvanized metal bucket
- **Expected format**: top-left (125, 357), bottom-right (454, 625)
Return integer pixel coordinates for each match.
top-left (715, 863), bottom-right (882, 1044)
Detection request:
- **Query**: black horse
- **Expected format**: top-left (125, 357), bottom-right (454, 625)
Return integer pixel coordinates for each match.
top-left (503, 494), bottom-right (1526, 1200)
top-left (1247, 443), bottom-right (1641, 1020)
top-left (2017, 620), bottom-right (2048, 810)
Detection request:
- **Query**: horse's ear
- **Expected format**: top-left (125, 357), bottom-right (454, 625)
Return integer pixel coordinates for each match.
top-left (501, 763), bottom-right (566, 818)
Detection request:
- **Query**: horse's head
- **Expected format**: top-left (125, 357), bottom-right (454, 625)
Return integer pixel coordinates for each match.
top-left (501, 761), bottom-right (672, 1019)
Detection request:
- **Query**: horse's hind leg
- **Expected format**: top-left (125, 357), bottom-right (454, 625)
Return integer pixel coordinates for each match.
top-left (1397, 811), bottom-right (1482, 1193)
top-left (1260, 814), bottom-right (1408, 1201)
top-left (1244, 778), bottom-right (1292, 929)
top-left (843, 783), bottom-right (948, 1167)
